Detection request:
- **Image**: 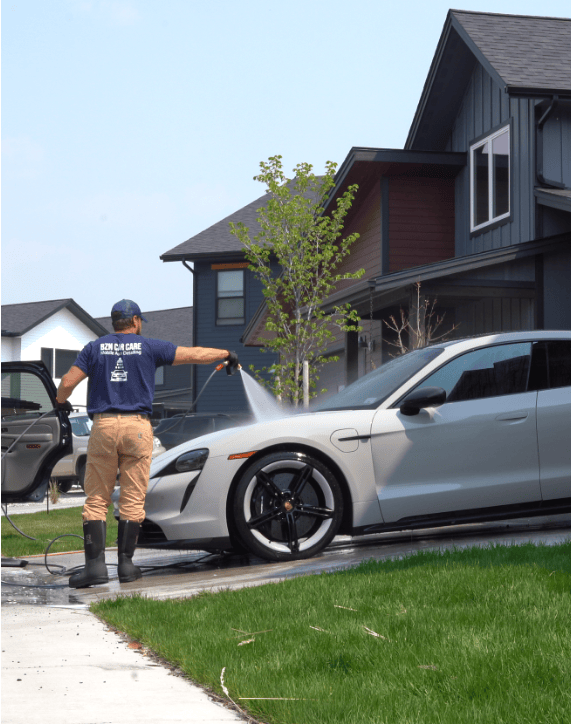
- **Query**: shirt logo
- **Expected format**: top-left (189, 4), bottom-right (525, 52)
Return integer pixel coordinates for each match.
top-left (110, 357), bottom-right (128, 382)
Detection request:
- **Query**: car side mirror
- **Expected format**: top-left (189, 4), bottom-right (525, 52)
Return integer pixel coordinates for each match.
top-left (399, 386), bottom-right (447, 417)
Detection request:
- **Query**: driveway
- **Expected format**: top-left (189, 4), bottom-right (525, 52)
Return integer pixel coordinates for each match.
top-left (3, 511), bottom-right (570, 607)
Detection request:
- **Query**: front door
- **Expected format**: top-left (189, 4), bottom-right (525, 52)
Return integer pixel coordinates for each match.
top-left (371, 342), bottom-right (542, 523)
top-left (1, 362), bottom-right (72, 503)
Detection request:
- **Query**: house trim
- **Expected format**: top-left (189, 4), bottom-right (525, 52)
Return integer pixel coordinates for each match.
top-left (310, 233), bottom-right (569, 316)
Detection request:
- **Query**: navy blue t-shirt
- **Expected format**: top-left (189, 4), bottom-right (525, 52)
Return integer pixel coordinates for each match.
top-left (74, 334), bottom-right (177, 417)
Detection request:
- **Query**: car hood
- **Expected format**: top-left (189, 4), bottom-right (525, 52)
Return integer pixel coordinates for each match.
top-left (148, 409), bottom-right (374, 476)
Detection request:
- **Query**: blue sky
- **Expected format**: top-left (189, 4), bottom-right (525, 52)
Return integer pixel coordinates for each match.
top-left (2, 0), bottom-right (570, 319)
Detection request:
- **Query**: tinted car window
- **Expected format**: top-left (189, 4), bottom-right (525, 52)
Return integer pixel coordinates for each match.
top-left (1, 371), bottom-right (53, 420)
top-left (423, 342), bottom-right (532, 403)
top-left (547, 341), bottom-right (571, 388)
top-left (70, 416), bottom-right (92, 436)
top-left (315, 347), bottom-right (444, 411)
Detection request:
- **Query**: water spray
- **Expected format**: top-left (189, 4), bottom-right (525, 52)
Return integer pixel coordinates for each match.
top-left (164, 354), bottom-right (242, 434)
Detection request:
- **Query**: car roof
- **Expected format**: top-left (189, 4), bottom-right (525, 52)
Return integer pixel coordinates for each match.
top-left (434, 330), bottom-right (571, 351)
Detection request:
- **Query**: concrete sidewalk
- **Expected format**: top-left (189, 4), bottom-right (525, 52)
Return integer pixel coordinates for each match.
top-left (1, 605), bottom-right (244, 724)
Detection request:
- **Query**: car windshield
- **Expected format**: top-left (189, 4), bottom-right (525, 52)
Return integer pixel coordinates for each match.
top-left (314, 347), bottom-right (445, 411)
top-left (153, 417), bottom-right (184, 434)
top-left (71, 416), bottom-right (92, 436)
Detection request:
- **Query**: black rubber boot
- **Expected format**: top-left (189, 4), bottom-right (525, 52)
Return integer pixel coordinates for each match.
top-left (117, 520), bottom-right (142, 583)
top-left (69, 520), bottom-right (109, 588)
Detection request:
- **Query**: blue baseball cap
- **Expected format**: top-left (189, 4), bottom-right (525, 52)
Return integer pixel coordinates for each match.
top-left (111, 299), bottom-right (148, 322)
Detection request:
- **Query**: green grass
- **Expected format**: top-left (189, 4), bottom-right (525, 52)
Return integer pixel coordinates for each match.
top-left (93, 542), bottom-right (571, 724)
top-left (1, 506), bottom-right (118, 557)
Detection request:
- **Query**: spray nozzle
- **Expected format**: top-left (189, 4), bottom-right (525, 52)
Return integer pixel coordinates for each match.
top-left (221, 352), bottom-right (240, 376)
top-left (216, 353), bottom-right (241, 375)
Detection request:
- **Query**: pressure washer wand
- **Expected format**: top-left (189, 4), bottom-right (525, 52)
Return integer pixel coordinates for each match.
top-left (170, 356), bottom-right (242, 431)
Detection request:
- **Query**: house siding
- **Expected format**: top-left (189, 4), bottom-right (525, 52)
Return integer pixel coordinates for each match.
top-left (19, 308), bottom-right (100, 408)
top-left (1, 337), bottom-right (21, 362)
top-left (193, 260), bottom-right (278, 413)
top-left (543, 105), bottom-right (571, 188)
top-left (388, 177), bottom-right (455, 272)
top-left (448, 65), bottom-right (535, 256)
top-left (335, 183), bottom-right (382, 291)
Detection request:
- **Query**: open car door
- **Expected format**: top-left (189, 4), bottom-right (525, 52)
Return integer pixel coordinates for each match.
top-left (1, 361), bottom-right (73, 503)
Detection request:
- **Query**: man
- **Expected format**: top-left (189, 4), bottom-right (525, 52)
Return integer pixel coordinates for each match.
top-left (56, 299), bottom-right (238, 589)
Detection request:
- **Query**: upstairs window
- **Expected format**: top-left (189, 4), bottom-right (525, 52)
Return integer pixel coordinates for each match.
top-left (470, 126), bottom-right (510, 232)
top-left (216, 269), bottom-right (245, 325)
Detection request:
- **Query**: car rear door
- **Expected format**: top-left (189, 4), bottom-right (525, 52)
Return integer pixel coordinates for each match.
top-left (1, 362), bottom-right (72, 503)
top-left (371, 342), bottom-right (542, 522)
top-left (534, 340), bottom-right (571, 501)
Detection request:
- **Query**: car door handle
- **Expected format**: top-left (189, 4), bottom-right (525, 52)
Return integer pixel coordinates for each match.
top-left (495, 413), bottom-right (528, 422)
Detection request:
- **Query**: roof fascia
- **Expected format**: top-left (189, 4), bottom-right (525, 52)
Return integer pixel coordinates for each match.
top-left (160, 250), bottom-right (246, 263)
top-left (8, 299), bottom-right (109, 338)
top-left (507, 87), bottom-right (571, 99)
top-left (448, 13), bottom-right (507, 92)
top-left (66, 300), bottom-right (111, 337)
top-left (368, 233), bottom-right (571, 294)
top-left (405, 11), bottom-right (506, 150)
top-left (535, 189), bottom-right (571, 213)
top-left (13, 300), bottom-right (71, 337)
top-left (325, 147), bottom-right (466, 211)
top-left (405, 14), bottom-right (453, 150)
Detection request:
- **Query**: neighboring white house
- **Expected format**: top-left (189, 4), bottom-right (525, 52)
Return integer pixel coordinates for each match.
top-left (1, 299), bottom-right (109, 409)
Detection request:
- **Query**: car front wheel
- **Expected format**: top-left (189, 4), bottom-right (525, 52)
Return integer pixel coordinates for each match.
top-left (231, 452), bottom-right (343, 561)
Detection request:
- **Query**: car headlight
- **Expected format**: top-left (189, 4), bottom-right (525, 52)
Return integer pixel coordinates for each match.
top-left (175, 448), bottom-right (209, 473)
top-left (153, 436), bottom-right (162, 450)
top-left (152, 448), bottom-right (210, 478)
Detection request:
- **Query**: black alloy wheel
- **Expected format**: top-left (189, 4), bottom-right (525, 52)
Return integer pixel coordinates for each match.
top-left (231, 451), bottom-right (343, 561)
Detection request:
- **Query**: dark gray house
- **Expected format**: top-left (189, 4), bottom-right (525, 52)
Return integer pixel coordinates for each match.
top-left (163, 9), bottom-right (571, 410)
top-left (160, 196), bottom-right (279, 413)
top-left (97, 306), bottom-right (194, 418)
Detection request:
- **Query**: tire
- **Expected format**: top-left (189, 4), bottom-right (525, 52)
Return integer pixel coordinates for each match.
top-left (231, 451), bottom-right (343, 562)
top-left (77, 460), bottom-right (86, 492)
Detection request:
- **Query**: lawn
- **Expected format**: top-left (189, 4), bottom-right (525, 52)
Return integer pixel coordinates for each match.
top-left (1, 506), bottom-right (117, 557)
top-left (93, 542), bottom-right (571, 724)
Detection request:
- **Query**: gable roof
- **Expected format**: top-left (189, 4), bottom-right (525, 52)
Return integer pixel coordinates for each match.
top-left (406, 9), bottom-right (571, 150)
top-left (96, 306), bottom-right (193, 347)
top-left (160, 192), bottom-right (268, 262)
top-left (1, 299), bottom-right (109, 338)
top-left (452, 10), bottom-right (571, 96)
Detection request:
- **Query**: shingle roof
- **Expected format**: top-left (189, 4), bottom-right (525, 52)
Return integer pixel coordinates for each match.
top-left (1, 299), bottom-right (109, 338)
top-left (451, 10), bottom-right (571, 94)
top-left (406, 9), bottom-right (571, 150)
top-left (96, 306), bottom-right (193, 347)
top-left (161, 192), bottom-right (268, 261)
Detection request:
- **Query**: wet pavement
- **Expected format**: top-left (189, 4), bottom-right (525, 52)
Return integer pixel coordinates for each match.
top-left (3, 513), bottom-right (570, 607)
top-left (3, 509), bottom-right (570, 724)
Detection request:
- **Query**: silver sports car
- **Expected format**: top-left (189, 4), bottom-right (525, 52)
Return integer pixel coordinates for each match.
top-left (139, 331), bottom-right (571, 561)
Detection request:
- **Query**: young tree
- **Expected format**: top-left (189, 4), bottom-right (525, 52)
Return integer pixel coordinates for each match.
top-left (229, 156), bottom-right (364, 406)
top-left (383, 282), bottom-right (460, 355)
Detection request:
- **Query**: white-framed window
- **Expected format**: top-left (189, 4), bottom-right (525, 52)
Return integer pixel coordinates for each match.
top-left (470, 125), bottom-right (510, 232)
top-left (216, 269), bottom-right (245, 325)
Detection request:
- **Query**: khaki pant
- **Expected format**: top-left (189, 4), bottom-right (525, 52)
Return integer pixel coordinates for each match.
top-left (82, 413), bottom-right (153, 523)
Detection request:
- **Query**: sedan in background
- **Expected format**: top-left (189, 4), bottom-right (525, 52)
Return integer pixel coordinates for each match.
top-left (138, 331), bottom-right (571, 560)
